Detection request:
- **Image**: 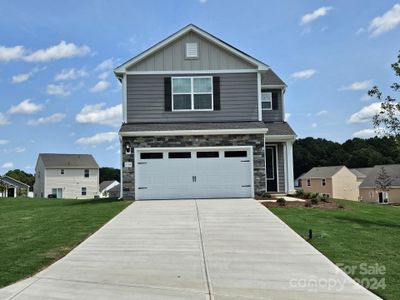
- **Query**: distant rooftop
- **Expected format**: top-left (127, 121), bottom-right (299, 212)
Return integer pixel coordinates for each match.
top-left (39, 153), bottom-right (99, 169)
top-left (300, 166), bottom-right (345, 179)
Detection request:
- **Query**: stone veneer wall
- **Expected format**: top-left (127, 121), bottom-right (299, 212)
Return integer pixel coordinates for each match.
top-left (121, 134), bottom-right (266, 199)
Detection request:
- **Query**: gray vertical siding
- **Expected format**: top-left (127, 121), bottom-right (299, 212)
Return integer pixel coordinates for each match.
top-left (278, 144), bottom-right (285, 192)
top-left (127, 31), bottom-right (256, 72)
top-left (262, 89), bottom-right (283, 122)
top-left (126, 73), bottom-right (258, 123)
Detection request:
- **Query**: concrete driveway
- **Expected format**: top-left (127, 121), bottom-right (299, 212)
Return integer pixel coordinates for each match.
top-left (1, 199), bottom-right (379, 299)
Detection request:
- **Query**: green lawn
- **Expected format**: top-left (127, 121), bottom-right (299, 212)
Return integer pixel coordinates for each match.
top-left (270, 200), bottom-right (400, 300)
top-left (0, 197), bottom-right (131, 288)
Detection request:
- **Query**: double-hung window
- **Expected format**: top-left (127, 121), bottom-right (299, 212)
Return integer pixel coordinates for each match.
top-left (261, 92), bottom-right (272, 110)
top-left (172, 77), bottom-right (213, 111)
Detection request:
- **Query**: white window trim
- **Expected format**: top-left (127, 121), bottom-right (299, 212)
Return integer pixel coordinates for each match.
top-left (321, 178), bottom-right (326, 186)
top-left (172, 76), bottom-right (213, 111)
top-left (261, 91), bottom-right (272, 111)
top-left (307, 179), bottom-right (311, 187)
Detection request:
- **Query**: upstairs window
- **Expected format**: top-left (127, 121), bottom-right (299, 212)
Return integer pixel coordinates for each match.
top-left (84, 169), bottom-right (89, 178)
top-left (172, 77), bottom-right (213, 111)
top-left (261, 92), bottom-right (272, 110)
top-left (185, 43), bottom-right (198, 58)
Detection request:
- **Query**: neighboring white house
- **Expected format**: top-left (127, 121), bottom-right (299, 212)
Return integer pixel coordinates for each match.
top-left (34, 153), bottom-right (100, 199)
top-left (99, 180), bottom-right (119, 198)
top-left (0, 175), bottom-right (30, 198)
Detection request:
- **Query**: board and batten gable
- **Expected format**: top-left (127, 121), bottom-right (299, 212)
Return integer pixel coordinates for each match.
top-left (126, 72), bottom-right (258, 123)
top-left (126, 31), bottom-right (256, 72)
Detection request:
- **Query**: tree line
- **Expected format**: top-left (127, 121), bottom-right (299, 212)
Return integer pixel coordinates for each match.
top-left (293, 136), bottom-right (400, 178)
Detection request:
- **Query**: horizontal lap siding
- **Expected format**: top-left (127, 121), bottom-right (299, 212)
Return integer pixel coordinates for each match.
top-left (127, 73), bottom-right (258, 123)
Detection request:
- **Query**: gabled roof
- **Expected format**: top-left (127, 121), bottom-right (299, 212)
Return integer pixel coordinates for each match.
top-left (0, 175), bottom-right (30, 188)
top-left (39, 153), bottom-right (99, 169)
top-left (114, 24), bottom-right (270, 76)
top-left (261, 69), bottom-right (286, 87)
top-left (359, 165), bottom-right (400, 188)
top-left (350, 168), bottom-right (373, 179)
top-left (100, 180), bottom-right (118, 192)
top-left (300, 166), bottom-right (346, 179)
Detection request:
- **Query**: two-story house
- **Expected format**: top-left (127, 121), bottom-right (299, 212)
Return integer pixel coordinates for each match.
top-left (34, 153), bottom-right (99, 199)
top-left (114, 24), bottom-right (296, 200)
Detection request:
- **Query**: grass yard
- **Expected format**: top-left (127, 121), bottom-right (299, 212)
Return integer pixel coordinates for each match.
top-left (270, 199), bottom-right (400, 300)
top-left (0, 197), bottom-right (131, 288)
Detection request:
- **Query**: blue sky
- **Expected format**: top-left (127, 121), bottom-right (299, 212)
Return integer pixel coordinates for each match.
top-left (1, 1), bottom-right (400, 172)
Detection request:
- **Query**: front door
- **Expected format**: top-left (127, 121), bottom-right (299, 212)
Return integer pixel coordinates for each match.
top-left (7, 188), bottom-right (15, 198)
top-left (52, 188), bottom-right (63, 198)
top-left (265, 145), bottom-right (278, 192)
top-left (378, 192), bottom-right (388, 204)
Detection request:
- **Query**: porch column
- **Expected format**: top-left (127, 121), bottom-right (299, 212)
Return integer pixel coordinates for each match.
top-left (286, 140), bottom-right (295, 193)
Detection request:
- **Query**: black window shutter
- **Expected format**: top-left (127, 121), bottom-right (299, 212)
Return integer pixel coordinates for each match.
top-left (213, 76), bottom-right (220, 110)
top-left (164, 77), bottom-right (172, 111)
top-left (272, 92), bottom-right (279, 110)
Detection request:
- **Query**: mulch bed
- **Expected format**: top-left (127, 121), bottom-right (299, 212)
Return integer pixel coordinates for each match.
top-left (261, 199), bottom-right (345, 210)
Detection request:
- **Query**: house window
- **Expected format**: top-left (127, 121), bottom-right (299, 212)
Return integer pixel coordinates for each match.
top-left (185, 43), bottom-right (198, 58)
top-left (61, 169), bottom-right (64, 175)
top-left (369, 191), bottom-right (373, 198)
top-left (307, 179), bottom-right (311, 187)
top-left (321, 179), bottom-right (326, 186)
top-left (81, 187), bottom-right (87, 196)
top-left (84, 169), bottom-right (89, 178)
top-left (140, 152), bottom-right (163, 159)
top-left (172, 77), bottom-right (213, 111)
top-left (261, 92), bottom-right (272, 110)
top-left (197, 151), bottom-right (219, 158)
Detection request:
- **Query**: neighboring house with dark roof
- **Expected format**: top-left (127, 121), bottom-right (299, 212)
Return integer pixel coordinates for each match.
top-left (100, 180), bottom-right (119, 198)
top-left (115, 24), bottom-right (296, 200)
top-left (359, 165), bottom-right (400, 204)
top-left (34, 154), bottom-right (99, 199)
top-left (0, 175), bottom-right (30, 198)
top-left (299, 166), bottom-right (359, 200)
top-left (108, 184), bottom-right (121, 199)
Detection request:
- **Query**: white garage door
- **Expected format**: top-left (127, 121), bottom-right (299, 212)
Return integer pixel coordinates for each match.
top-left (135, 147), bottom-right (253, 200)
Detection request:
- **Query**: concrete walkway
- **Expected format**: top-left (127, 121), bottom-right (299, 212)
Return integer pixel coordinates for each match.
top-left (1, 199), bottom-right (380, 299)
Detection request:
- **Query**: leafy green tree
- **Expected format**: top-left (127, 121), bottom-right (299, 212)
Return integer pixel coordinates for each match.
top-left (5, 169), bottom-right (35, 188)
top-left (99, 167), bottom-right (120, 183)
top-left (375, 167), bottom-right (392, 192)
top-left (369, 50), bottom-right (400, 144)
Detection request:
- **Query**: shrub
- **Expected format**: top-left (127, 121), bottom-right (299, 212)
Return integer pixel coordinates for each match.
top-left (303, 192), bottom-right (312, 199)
top-left (310, 197), bottom-right (319, 205)
top-left (295, 189), bottom-right (305, 198)
top-left (310, 192), bottom-right (319, 199)
top-left (276, 198), bottom-right (286, 207)
top-left (263, 192), bottom-right (272, 199)
top-left (321, 194), bottom-right (330, 202)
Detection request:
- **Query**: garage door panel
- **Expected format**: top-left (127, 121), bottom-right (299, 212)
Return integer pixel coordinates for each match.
top-left (136, 147), bottom-right (253, 200)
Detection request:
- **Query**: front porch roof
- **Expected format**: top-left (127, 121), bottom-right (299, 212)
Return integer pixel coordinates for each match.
top-left (119, 121), bottom-right (296, 138)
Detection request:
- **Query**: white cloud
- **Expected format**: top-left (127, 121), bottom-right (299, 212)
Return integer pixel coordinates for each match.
top-left (24, 41), bottom-right (90, 62)
top-left (8, 99), bottom-right (43, 114)
top-left (284, 112), bottom-right (291, 121)
top-left (339, 80), bottom-right (373, 91)
top-left (0, 113), bottom-right (10, 125)
top-left (90, 80), bottom-right (110, 93)
top-left (47, 84), bottom-right (70, 96)
top-left (0, 45), bottom-right (25, 62)
top-left (55, 68), bottom-right (87, 81)
top-left (361, 94), bottom-right (372, 101)
top-left (95, 58), bottom-right (114, 71)
top-left (28, 113), bottom-right (66, 126)
top-left (75, 132), bottom-right (117, 145)
top-left (311, 122), bottom-right (317, 128)
top-left (300, 6), bottom-right (333, 25)
top-left (12, 73), bottom-right (31, 83)
top-left (347, 102), bottom-right (382, 124)
top-left (98, 71), bottom-right (109, 80)
top-left (369, 4), bottom-right (400, 37)
top-left (290, 69), bottom-right (317, 80)
top-left (316, 110), bottom-right (328, 116)
top-left (352, 128), bottom-right (382, 138)
top-left (2, 161), bottom-right (13, 168)
top-left (15, 147), bottom-right (26, 153)
top-left (75, 103), bottom-right (122, 127)
top-left (0, 139), bottom-right (9, 145)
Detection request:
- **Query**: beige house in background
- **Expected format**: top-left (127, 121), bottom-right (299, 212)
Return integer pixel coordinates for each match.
top-left (299, 166), bottom-right (360, 201)
top-left (359, 165), bottom-right (400, 204)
